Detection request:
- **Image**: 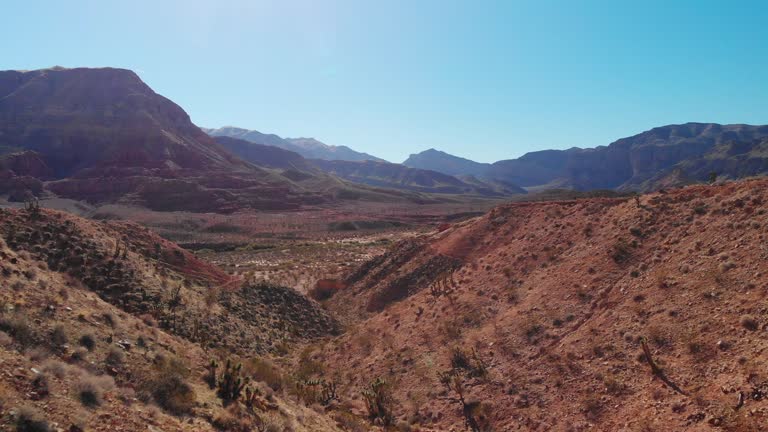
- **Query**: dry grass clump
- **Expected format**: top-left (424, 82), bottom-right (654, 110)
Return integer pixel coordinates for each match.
top-left (295, 347), bottom-right (325, 380)
top-left (50, 325), bottom-right (67, 347)
top-left (138, 354), bottom-right (196, 415)
top-left (0, 312), bottom-right (36, 347)
top-left (245, 357), bottom-right (285, 392)
top-left (332, 410), bottom-right (369, 432)
top-left (78, 333), bottom-right (96, 351)
top-left (211, 405), bottom-right (260, 432)
top-left (31, 373), bottom-right (50, 398)
top-left (0, 330), bottom-right (13, 347)
top-left (70, 348), bottom-right (88, 362)
top-left (582, 394), bottom-right (604, 421)
top-left (75, 373), bottom-right (115, 407)
top-left (740, 314), bottom-right (759, 331)
top-left (105, 346), bottom-right (125, 367)
top-left (14, 405), bottom-right (51, 432)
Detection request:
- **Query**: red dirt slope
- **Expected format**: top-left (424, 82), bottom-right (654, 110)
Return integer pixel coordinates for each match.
top-left (318, 178), bottom-right (768, 431)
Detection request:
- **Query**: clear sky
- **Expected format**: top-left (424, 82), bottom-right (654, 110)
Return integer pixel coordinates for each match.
top-left (3, 0), bottom-right (767, 163)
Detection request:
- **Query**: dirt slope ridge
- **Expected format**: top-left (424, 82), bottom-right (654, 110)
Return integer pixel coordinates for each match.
top-left (0, 207), bottom-right (338, 355)
top-left (321, 178), bottom-right (768, 431)
top-left (0, 208), bottom-right (343, 431)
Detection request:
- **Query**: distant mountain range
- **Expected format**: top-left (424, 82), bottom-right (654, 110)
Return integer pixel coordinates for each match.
top-left (404, 123), bottom-right (768, 191)
top-left (310, 159), bottom-right (525, 197)
top-left (2, 66), bottom-right (768, 213)
top-left (204, 126), bottom-right (386, 163)
top-left (403, 148), bottom-right (490, 177)
top-left (212, 135), bottom-right (520, 197)
top-left (0, 67), bottom-right (444, 212)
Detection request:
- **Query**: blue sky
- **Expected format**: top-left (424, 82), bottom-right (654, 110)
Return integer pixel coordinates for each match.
top-left (3, 0), bottom-right (767, 163)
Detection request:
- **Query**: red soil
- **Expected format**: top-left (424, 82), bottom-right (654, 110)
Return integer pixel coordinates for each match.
top-left (318, 178), bottom-right (768, 431)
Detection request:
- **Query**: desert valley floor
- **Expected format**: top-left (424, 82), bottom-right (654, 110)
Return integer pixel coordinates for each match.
top-left (1, 178), bottom-right (768, 431)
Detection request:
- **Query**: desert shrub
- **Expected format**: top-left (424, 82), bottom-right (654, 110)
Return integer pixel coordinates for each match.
top-left (293, 378), bottom-right (338, 406)
top-left (439, 319), bottom-right (463, 341)
top-left (26, 347), bottom-right (50, 362)
top-left (15, 405), bottom-right (51, 432)
top-left (263, 420), bottom-right (284, 432)
top-left (469, 401), bottom-right (494, 432)
top-left (139, 354), bottom-right (196, 415)
top-left (332, 410), bottom-right (369, 432)
top-left (50, 325), bottom-right (67, 347)
top-left (438, 369), bottom-right (491, 431)
top-left (396, 421), bottom-right (413, 432)
top-left (102, 312), bottom-right (117, 328)
top-left (150, 375), bottom-right (196, 415)
top-left (0, 330), bottom-right (13, 347)
top-left (582, 395), bottom-right (604, 420)
top-left (451, 347), bottom-right (471, 370)
top-left (523, 321), bottom-right (545, 344)
top-left (75, 374), bottom-right (115, 408)
top-left (295, 348), bottom-right (324, 380)
top-left (105, 346), bottom-right (125, 367)
top-left (31, 373), bottom-right (50, 398)
top-left (140, 314), bottom-right (158, 327)
top-left (211, 405), bottom-right (260, 432)
top-left (692, 203), bottom-right (708, 215)
top-left (603, 375), bottom-right (627, 396)
top-left (611, 239), bottom-right (633, 264)
top-left (450, 347), bottom-right (488, 378)
top-left (246, 357), bottom-right (284, 392)
top-left (740, 315), bottom-right (759, 331)
top-left (117, 387), bottom-right (137, 405)
top-left (41, 359), bottom-right (68, 379)
top-left (204, 286), bottom-right (221, 307)
top-left (70, 348), bottom-right (88, 362)
top-left (23, 269), bottom-right (36, 280)
top-left (0, 313), bottom-right (36, 347)
top-left (78, 333), bottom-right (96, 351)
top-left (647, 325), bottom-right (672, 348)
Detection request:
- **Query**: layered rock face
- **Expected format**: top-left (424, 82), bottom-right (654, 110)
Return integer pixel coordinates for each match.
top-left (0, 67), bottom-right (330, 211)
top-left (407, 123), bottom-right (768, 191)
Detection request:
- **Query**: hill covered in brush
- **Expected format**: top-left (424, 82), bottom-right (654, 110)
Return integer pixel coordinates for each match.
top-left (0, 206), bottom-right (345, 431)
top-left (310, 177), bottom-right (768, 431)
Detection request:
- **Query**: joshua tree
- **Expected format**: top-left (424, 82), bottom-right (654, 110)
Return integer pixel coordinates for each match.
top-left (217, 359), bottom-right (248, 405)
top-left (438, 369), bottom-right (483, 432)
top-left (361, 377), bottom-right (394, 425)
top-left (205, 359), bottom-right (218, 389)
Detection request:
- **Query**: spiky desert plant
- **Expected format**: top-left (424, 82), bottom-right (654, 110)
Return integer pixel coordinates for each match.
top-left (217, 359), bottom-right (249, 405)
top-left (205, 359), bottom-right (218, 389)
top-left (361, 377), bottom-right (394, 425)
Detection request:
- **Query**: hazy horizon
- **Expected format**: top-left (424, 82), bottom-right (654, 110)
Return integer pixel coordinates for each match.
top-left (4, 0), bottom-right (768, 163)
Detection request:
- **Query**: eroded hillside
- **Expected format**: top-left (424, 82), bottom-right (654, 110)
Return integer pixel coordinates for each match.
top-left (311, 178), bottom-right (768, 431)
top-left (0, 206), bottom-right (343, 431)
